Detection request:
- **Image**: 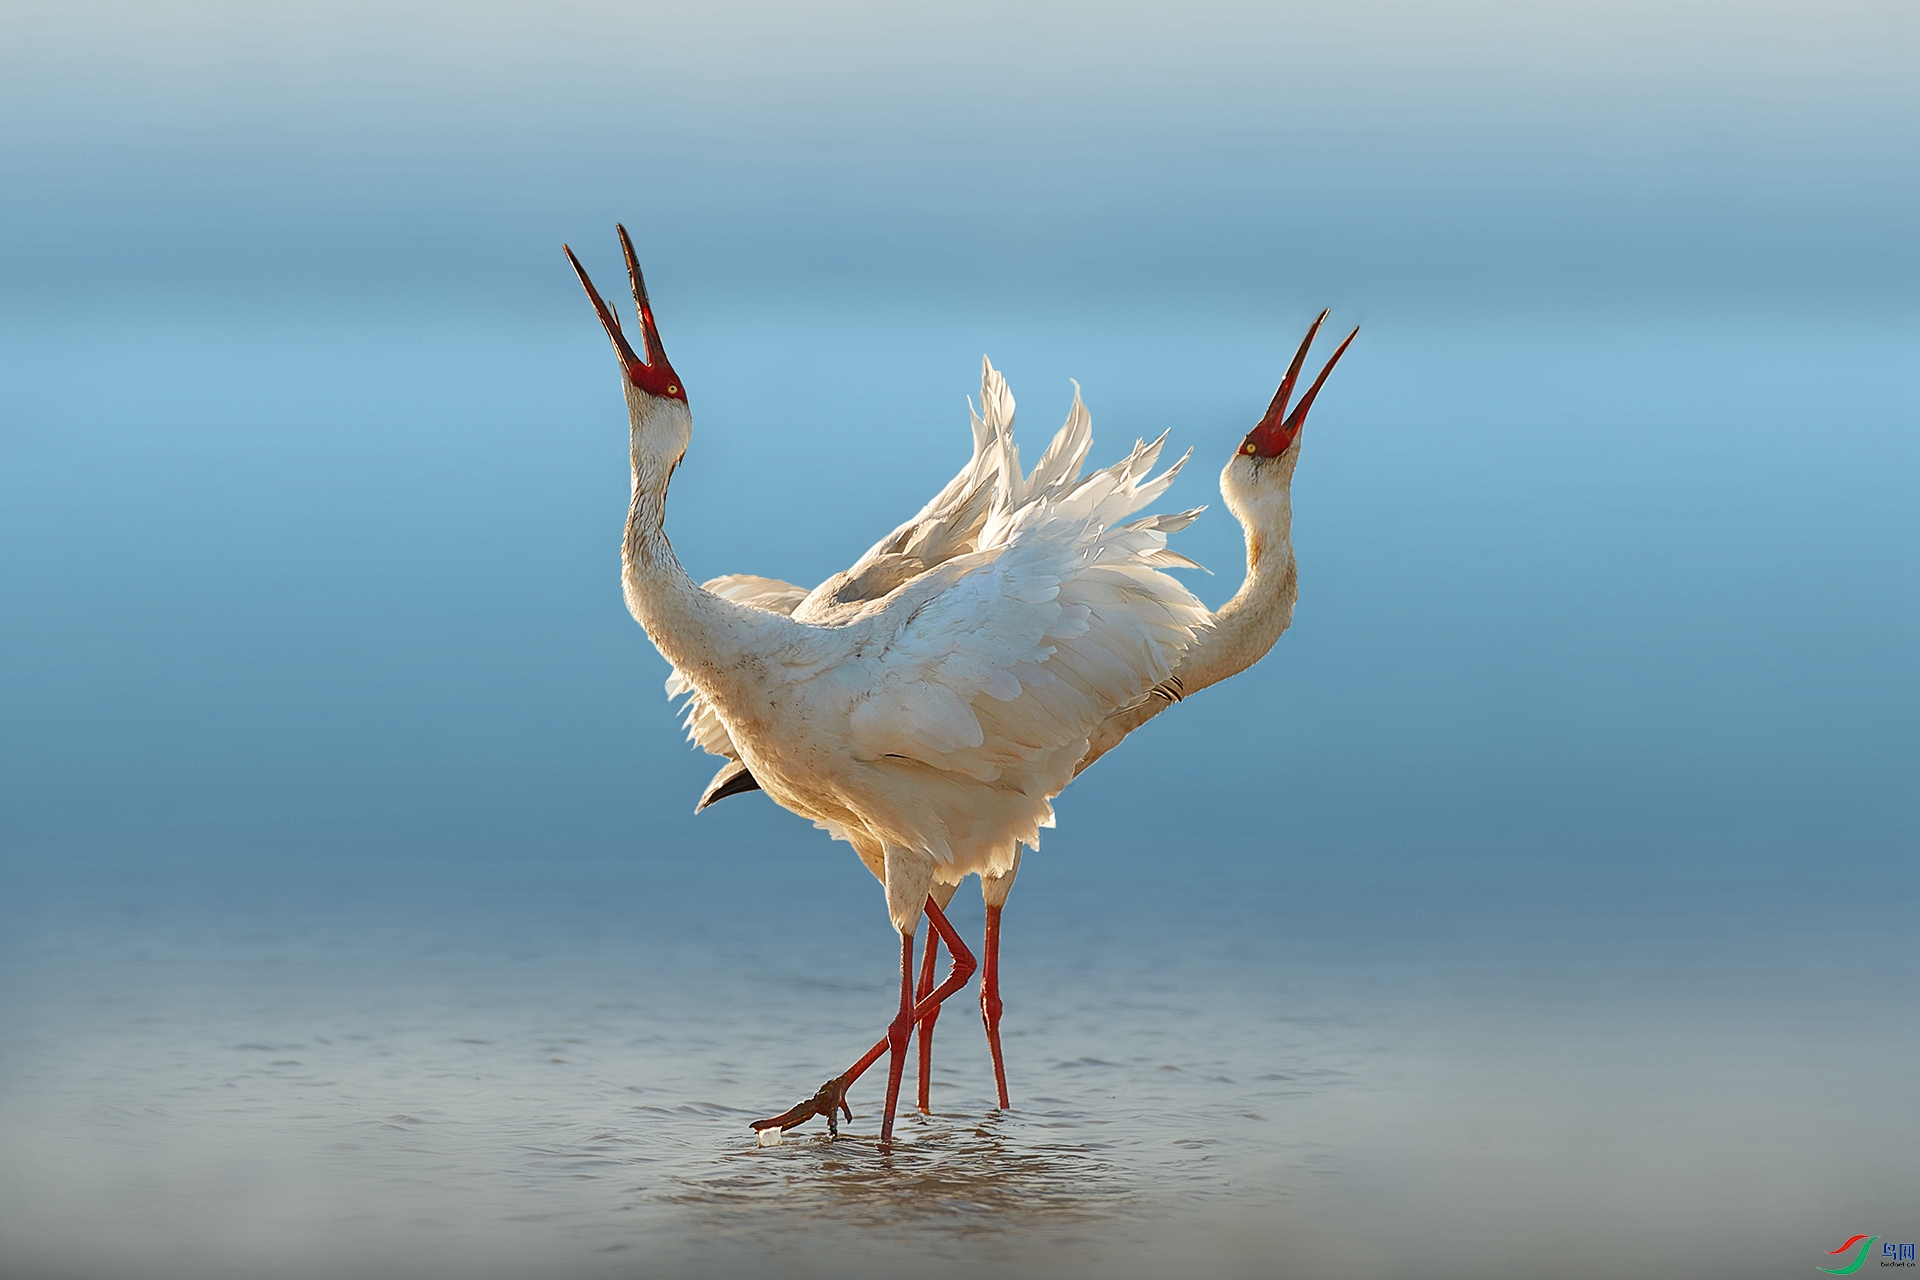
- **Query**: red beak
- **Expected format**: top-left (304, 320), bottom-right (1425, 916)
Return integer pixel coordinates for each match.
top-left (1242, 312), bottom-right (1357, 458)
top-left (563, 225), bottom-right (686, 402)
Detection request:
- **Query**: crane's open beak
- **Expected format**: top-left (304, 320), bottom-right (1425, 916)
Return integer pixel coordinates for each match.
top-left (563, 225), bottom-right (687, 402)
top-left (1242, 312), bottom-right (1358, 458)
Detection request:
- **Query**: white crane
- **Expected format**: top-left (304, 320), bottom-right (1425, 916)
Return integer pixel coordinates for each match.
top-left (691, 311), bottom-right (1357, 1119)
top-left (565, 226), bottom-right (1214, 1146)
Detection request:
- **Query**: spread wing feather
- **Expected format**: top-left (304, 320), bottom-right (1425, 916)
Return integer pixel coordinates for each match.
top-left (842, 435), bottom-right (1208, 790)
top-left (798, 358), bottom-right (1013, 615)
top-left (668, 359), bottom-right (1209, 859)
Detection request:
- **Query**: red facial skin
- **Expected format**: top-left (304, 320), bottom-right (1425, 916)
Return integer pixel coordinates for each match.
top-left (1241, 310), bottom-right (1359, 458)
top-left (563, 223), bottom-right (687, 403)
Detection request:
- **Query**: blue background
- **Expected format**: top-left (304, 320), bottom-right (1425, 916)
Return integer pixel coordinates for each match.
top-left (1, 2), bottom-right (1913, 1276)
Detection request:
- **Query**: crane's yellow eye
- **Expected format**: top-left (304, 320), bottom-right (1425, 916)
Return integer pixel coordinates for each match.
top-left (667, 384), bottom-right (679, 394)
top-left (1243, 442), bottom-right (1256, 455)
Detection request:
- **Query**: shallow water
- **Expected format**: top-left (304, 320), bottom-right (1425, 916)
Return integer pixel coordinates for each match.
top-left (1, 309), bottom-right (1913, 1276)
top-left (2, 850), bottom-right (1914, 1280)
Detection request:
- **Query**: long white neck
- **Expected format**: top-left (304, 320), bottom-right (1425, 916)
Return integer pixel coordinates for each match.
top-left (1182, 468), bottom-right (1297, 694)
top-left (1075, 447), bottom-right (1298, 773)
top-left (620, 392), bottom-right (788, 694)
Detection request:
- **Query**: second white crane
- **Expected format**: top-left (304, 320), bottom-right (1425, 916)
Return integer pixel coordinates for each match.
top-left (675, 301), bottom-right (1356, 1125)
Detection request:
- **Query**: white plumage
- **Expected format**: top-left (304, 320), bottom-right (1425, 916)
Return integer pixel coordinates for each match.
top-left (675, 311), bottom-right (1358, 1118)
top-left (564, 227), bottom-right (1215, 1145)
top-left (666, 358), bottom-right (1206, 883)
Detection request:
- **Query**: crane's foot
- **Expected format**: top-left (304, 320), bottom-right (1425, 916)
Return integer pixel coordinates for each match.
top-left (744, 896), bottom-right (978, 1145)
top-left (750, 1074), bottom-right (853, 1139)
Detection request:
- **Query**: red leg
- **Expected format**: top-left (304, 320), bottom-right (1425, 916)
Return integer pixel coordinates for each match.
top-left (876, 928), bottom-right (917, 1145)
top-left (981, 903), bottom-right (1010, 1108)
top-left (914, 916), bottom-right (944, 1113)
top-left (750, 897), bottom-right (978, 1139)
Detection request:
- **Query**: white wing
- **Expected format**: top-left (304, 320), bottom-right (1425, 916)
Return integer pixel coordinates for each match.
top-left (850, 358), bottom-right (1013, 571)
top-left (674, 361), bottom-right (1209, 850)
top-left (829, 432), bottom-right (1210, 865)
top-left (794, 357), bottom-right (1106, 621)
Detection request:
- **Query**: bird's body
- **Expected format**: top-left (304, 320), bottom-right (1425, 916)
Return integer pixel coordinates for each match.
top-left (566, 227), bottom-right (1220, 1143)
top-left (673, 313), bottom-right (1353, 1119)
top-left (626, 394), bottom-right (1205, 930)
top-left (669, 361), bottom-right (1207, 897)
